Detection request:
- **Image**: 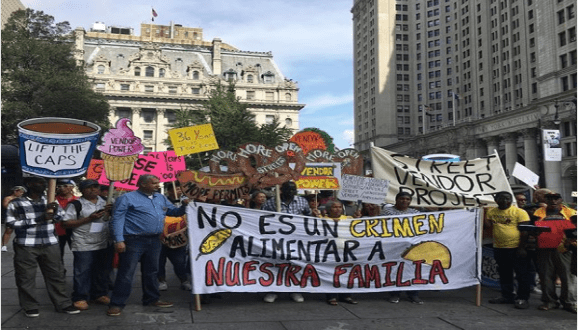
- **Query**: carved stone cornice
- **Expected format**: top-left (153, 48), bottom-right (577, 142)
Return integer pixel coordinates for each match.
top-left (500, 132), bottom-right (519, 143)
top-left (520, 127), bottom-right (538, 139)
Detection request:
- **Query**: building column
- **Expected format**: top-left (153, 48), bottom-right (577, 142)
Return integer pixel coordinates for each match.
top-left (484, 136), bottom-right (500, 155)
top-left (474, 139), bottom-right (488, 158)
top-left (131, 107), bottom-right (141, 134)
top-left (502, 132), bottom-right (518, 184)
top-left (521, 128), bottom-right (540, 175)
top-left (155, 108), bottom-right (166, 152)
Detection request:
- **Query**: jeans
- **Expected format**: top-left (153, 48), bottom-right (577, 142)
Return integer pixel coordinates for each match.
top-left (13, 243), bottom-right (71, 311)
top-left (537, 249), bottom-right (576, 307)
top-left (158, 245), bottom-right (189, 282)
top-left (109, 235), bottom-right (162, 308)
top-left (494, 248), bottom-right (531, 301)
top-left (72, 245), bottom-right (114, 302)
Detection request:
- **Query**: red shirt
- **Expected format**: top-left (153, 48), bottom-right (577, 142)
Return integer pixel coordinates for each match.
top-left (54, 195), bottom-right (78, 236)
top-left (535, 218), bottom-right (576, 249)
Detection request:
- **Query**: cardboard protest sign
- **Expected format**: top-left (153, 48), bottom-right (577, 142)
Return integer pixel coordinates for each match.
top-left (305, 148), bottom-right (363, 176)
top-left (86, 159), bottom-right (104, 180)
top-left (97, 118), bottom-right (144, 181)
top-left (178, 170), bottom-right (251, 202)
top-left (295, 163), bottom-right (342, 190)
top-left (290, 130), bottom-right (331, 155)
top-left (17, 117), bottom-right (101, 178)
top-left (168, 123), bottom-right (219, 156)
top-left (339, 175), bottom-right (390, 204)
top-left (97, 151), bottom-right (185, 190)
top-left (188, 204), bottom-right (481, 294)
top-left (371, 147), bottom-right (511, 207)
top-left (512, 162), bottom-right (539, 188)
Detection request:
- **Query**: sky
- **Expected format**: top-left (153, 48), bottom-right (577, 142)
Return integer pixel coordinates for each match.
top-left (22, 0), bottom-right (356, 149)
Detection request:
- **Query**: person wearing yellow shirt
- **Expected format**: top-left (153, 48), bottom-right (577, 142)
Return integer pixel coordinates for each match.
top-left (484, 191), bottom-right (531, 309)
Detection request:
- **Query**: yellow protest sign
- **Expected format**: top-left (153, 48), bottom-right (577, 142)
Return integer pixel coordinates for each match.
top-left (168, 124), bottom-right (219, 156)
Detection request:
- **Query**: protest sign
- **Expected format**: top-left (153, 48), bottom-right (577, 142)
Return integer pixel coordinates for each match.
top-left (305, 148), bottom-right (364, 176)
top-left (168, 123), bottom-right (219, 156)
top-left (86, 159), bottom-right (104, 180)
top-left (339, 175), bottom-right (390, 204)
top-left (188, 204), bottom-right (481, 294)
top-left (512, 162), bottom-right (539, 188)
top-left (371, 147), bottom-right (511, 207)
top-left (290, 129), bottom-right (334, 155)
top-left (18, 117), bottom-right (101, 178)
top-left (178, 170), bottom-right (251, 202)
top-left (98, 151), bottom-right (185, 190)
top-left (295, 163), bottom-right (342, 191)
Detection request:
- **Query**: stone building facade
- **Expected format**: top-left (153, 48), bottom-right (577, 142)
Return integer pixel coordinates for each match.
top-left (73, 22), bottom-right (304, 153)
top-left (352, 0), bottom-right (576, 200)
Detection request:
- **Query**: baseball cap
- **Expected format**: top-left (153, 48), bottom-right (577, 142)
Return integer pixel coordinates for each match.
top-left (56, 179), bottom-right (76, 186)
top-left (78, 179), bottom-right (100, 191)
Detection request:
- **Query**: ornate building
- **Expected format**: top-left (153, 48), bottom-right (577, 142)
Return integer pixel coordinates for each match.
top-left (352, 0), bottom-right (576, 200)
top-left (74, 22), bottom-right (304, 152)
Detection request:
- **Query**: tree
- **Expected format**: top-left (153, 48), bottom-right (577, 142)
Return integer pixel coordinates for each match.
top-left (1, 9), bottom-right (110, 144)
top-left (166, 82), bottom-right (293, 169)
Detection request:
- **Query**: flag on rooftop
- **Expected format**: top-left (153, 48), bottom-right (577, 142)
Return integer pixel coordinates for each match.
top-left (152, 8), bottom-right (158, 22)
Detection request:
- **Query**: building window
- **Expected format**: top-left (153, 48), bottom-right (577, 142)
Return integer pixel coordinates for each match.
top-left (247, 74), bottom-right (254, 83)
top-left (265, 115), bottom-right (275, 124)
top-left (562, 76), bottom-right (569, 91)
top-left (95, 83), bottom-right (105, 89)
top-left (285, 93), bottom-right (292, 101)
top-left (146, 66), bottom-right (155, 77)
top-left (159, 69), bottom-right (165, 78)
top-left (144, 85), bottom-right (154, 92)
top-left (165, 110), bottom-right (176, 123)
top-left (97, 65), bottom-right (105, 74)
top-left (116, 108), bottom-right (131, 119)
top-left (191, 88), bottom-right (201, 95)
top-left (120, 84), bottom-right (130, 91)
top-left (134, 67), bottom-right (141, 76)
top-left (246, 91), bottom-right (255, 100)
top-left (265, 92), bottom-right (274, 101)
top-left (143, 130), bottom-right (153, 140)
top-left (558, 10), bottom-right (566, 24)
top-left (559, 32), bottom-right (567, 46)
top-left (285, 118), bottom-right (293, 126)
top-left (141, 109), bottom-right (155, 123)
top-left (192, 71), bottom-right (200, 80)
top-left (144, 147), bottom-right (153, 155)
top-left (561, 54), bottom-right (568, 68)
top-left (263, 73), bottom-right (275, 83)
top-left (168, 86), bottom-right (177, 94)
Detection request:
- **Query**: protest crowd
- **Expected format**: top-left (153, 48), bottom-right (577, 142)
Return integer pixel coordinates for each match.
top-left (2, 119), bottom-right (576, 320)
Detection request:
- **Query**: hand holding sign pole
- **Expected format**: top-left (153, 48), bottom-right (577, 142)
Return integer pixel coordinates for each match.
top-left (97, 118), bottom-right (144, 204)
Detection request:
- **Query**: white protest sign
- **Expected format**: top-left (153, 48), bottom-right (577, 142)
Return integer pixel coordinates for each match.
top-left (512, 162), bottom-right (539, 188)
top-left (23, 140), bottom-right (93, 172)
top-left (188, 204), bottom-right (481, 294)
top-left (338, 174), bottom-right (390, 204)
top-left (371, 147), bottom-right (511, 207)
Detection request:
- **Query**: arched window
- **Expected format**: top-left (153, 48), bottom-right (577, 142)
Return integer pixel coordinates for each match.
top-left (247, 75), bottom-right (254, 83)
top-left (192, 71), bottom-right (200, 80)
top-left (145, 66), bottom-right (155, 77)
top-left (159, 68), bottom-right (165, 77)
top-left (285, 118), bottom-right (293, 126)
top-left (285, 93), bottom-right (292, 101)
top-left (134, 67), bottom-right (141, 76)
top-left (97, 65), bottom-right (105, 74)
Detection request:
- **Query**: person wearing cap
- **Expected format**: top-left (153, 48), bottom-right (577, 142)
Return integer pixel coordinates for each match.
top-left (6, 176), bottom-right (80, 317)
top-left (485, 191), bottom-right (532, 309)
top-left (2, 186), bottom-right (27, 252)
top-left (381, 191), bottom-right (424, 305)
top-left (55, 179), bottom-right (78, 261)
top-left (61, 179), bottom-right (114, 311)
top-left (533, 192), bottom-right (577, 313)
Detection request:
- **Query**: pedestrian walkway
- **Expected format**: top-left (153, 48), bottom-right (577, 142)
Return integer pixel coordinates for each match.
top-left (1, 232), bottom-right (576, 329)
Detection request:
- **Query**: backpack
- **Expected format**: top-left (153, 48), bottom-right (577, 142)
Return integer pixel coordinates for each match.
top-left (69, 200), bottom-right (83, 218)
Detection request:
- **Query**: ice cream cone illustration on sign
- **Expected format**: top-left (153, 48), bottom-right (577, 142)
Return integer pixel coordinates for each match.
top-left (97, 118), bottom-right (144, 181)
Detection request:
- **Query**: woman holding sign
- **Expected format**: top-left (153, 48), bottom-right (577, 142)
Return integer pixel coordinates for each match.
top-left (322, 201), bottom-right (360, 305)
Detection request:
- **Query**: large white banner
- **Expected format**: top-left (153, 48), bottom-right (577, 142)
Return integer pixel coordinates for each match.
top-left (188, 203), bottom-right (481, 294)
top-left (371, 147), bottom-right (511, 207)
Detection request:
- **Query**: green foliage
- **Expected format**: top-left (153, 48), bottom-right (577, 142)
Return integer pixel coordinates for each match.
top-left (1, 9), bottom-right (110, 144)
top-left (300, 127), bottom-right (336, 153)
top-left (166, 82), bottom-right (293, 169)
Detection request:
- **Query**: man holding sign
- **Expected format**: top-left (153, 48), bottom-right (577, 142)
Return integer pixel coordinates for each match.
top-left (107, 175), bottom-right (189, 316)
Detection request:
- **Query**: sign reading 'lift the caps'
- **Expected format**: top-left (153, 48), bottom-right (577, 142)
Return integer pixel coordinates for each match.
top-left (168, 123), bottom-right (219, 156)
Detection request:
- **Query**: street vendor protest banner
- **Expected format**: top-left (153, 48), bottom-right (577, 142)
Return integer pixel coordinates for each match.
top-left (371, 147), bottom-right (511, 207)
top-left (188, 203), bottom-right (481, 294)
top-left (295, 163), bottom-right (342, 191)
top-left (338, 174), bottom-right (390, 204)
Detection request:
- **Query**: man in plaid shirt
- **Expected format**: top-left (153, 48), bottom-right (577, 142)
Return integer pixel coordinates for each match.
top-left (6, 176), bottom-right (80, 317)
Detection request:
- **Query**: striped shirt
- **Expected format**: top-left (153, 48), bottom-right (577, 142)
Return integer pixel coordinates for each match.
top-left (6, 195), bottom-right (64, 247)
top-left (263, 196), bottom-right (311, 216)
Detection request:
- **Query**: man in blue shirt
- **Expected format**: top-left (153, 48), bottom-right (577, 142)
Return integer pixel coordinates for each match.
top-left (107, 175), bottom-right (189, 316)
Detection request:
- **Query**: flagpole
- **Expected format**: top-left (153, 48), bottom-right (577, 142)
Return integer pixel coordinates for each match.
top-left (452, 95), bottom-right (457, 126)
